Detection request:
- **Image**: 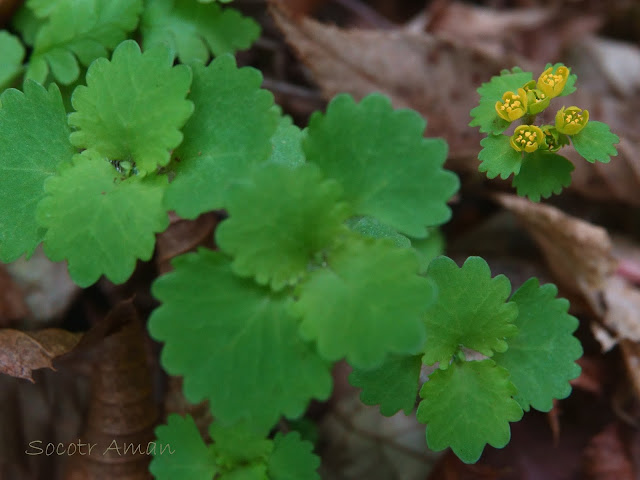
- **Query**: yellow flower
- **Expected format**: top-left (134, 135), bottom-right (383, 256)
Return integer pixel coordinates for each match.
top-left (495, 88), bottom-right (528, 122)
top-left (510, 125), bottom-right (545, 153)
top-left (537, 66), bottom-right (570, 98)
top-left (540, 125), bottom-right (569, 152)
top-left (555, 106), bottom-right (589, 135)
top-left (522, 80), bottom-right (550, 115)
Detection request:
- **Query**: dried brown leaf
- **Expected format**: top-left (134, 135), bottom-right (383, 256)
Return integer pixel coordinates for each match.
top-left (583, 423), bottom-right (636, 480)
top-left (0, 328), bottom-right (81, 382)
top-left (494, 194), bottom-right (640, 349)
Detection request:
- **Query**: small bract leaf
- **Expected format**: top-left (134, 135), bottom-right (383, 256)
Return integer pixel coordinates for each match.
top-left (478, 134), bottom-right (523, 179)
top-left (27, 0), bottom-right (143, 85)
top-left (346, 216), bottom-right (411, 249)
top-left (164, 55), bottom-right (278, 217)
top-left (416, 359), bottom-right (523, 464)
top-left (303, 93), bottom-right (458, 238)
top-left (422, 256), bottom-right (518, 366)
top-left (492, 278), bottom-right (582, 411)
top-left (150, 414), bottom-right (218, 480)
top-left (141, 0), bottom-right (259, 63)
top-left (469, 68), bottom-right (533, 134)
top-left (216, 162), bottom-right (350, 290)
top-left (0, 81), bottom-right (75, 262)
top-left (209, 422), bottom-right (273, 467)
top-left (571, 121), bottom-right (619, 164)
top-left (349, 354), bottom-right (422, 416)
top-left (0, 31), bottom-right (25, 89)
top-left (149, 250), bottom-right (332, 430)
top-left (512, 151), bottom-right (574, 202)
top-left (68, 40), bottom-right (193, 173)
top-left (267, 432), bottom-right (320, 480)
top-left (293, 237), bottom-right (434, 368)
top-left (37, 157), bottom-right (169, 287)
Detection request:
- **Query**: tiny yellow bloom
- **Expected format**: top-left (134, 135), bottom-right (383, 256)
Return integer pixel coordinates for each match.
top-left (495, 88), bottom-right (528, 122)
top-left (510, 125), bottom-right (545, 153)
top-left (555, 106), bottom-right (589, 135)
top-left (540, 125), bottom-right (569, 152)
top-left (522, 80), bottom-right (551, 115)
top-left (537, 66), bottom-right (570, 98)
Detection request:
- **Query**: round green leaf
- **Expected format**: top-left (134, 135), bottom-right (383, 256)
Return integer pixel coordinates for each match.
top-left (512, 151), bottom-right (574, 202)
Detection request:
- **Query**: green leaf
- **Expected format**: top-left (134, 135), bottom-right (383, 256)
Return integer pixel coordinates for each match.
top-left (0, 31), bottom-right (25, 89)
top-left (492, 278), bottom-right (582, 412)
top-left (571, 121), bottom-right (619, 164)
top-left (141, 0), bottom-right (259, 63)
top-left (216, 162), bottom-right (350, 291)
top-left (164, 56), bottom-right (278, 217)
top-left (68, 40), bottom-right (193, 174)
top-left (293, 237), bottom-right (434, 368)
top-left (149, 250), bottom-right (332, 430)
top-left (303, 94), bottom-right (458, 238)
top-left (150, 414), bottom-right (218, 480)
top-left (11, 5), bottom-right (43, 47)
top-left (416, 359), bottom-right (523, 464)
top-left (346, 216), bottom-right (411, 248)
top-left (210, 422), bottom-right (273, 467)
top-left (27, 0), bottom-right (143, 85)
top-left (478, 134), bottom-right (523, 179)
top-left (267, 432), bottom-right (320, 480)
top-left (219, 465), bottom-right (268, 480)
top-left (412, 229), bottom-right (444, 275)
top-left (267, 113), bottom-right (305, 167)
top-left (469, 68), bottom-right (532, 134)
top-left (0, 81), bottom-right (75, 262)
top-left (349, 354), bottom-right (422, 416)
top-left (26, 0), bottom-right (62, 18)
top-left (36, 157), bottom-right (169, 286)
top-left (511, 151), bottom-right (574, 202)
top-left (422, 257), bottom-right (519, 366)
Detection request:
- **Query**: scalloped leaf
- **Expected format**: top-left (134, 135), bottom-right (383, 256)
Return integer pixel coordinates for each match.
top-left (511, 151), bottom-right (574, 202)
top-left (292, 237), bottom-right (434, 368)
top-left (349, 354), bottom-right (422, 416)
top-left (416, 359), bottom-right (523, 464)
top-left (478, 134), bottom-right (523, 179)
top-left (209, 422), bottom-right (273, 467)
top-left (268, 113), bottom-right (305, 167)
top-left (36, 157), bottom-right (169, 286)
top-left (571, 121), bottom-right (619, 164)
top-left (149, 249), bottom-right (332, 430)
top-left (68, 40), bottom-right (193, 174)
top-left (164, 55), bottom-right (278, 217)
top-left (150, 414), bottom-right (218, 480)
top-left (267, 432), bottom-right (320, 480)
top-left (216, 162), bottom-right (350, 290)
top-left (27, 0), bottom-right (143, 85)
top-left (0, 31), bottom-right (25, 89)
top-left (303, 94), bottom-right (459, 238)
top-left (422, 256), bottom-right (519, 366)
top-left (492, 278), bottom-right (582, 411)
top-left (469, 68), bottom-right (532, 134)
top-left (0, 81), bottom-right (75, 262)
top-left (141, 0), bottom-right (259, 63)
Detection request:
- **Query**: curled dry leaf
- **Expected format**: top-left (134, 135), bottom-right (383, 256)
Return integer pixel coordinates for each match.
top-left (270, 1), bottom-right (640, 206)
top-left (0, 328), bottom-right (81, 382)
top-left (494, 194), bottom-right (640, 352)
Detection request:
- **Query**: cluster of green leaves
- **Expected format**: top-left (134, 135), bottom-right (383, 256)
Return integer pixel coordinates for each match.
top-left (1, 0), bottom-right (257, 89)
top-left (470, 64), bottom-right (619, 201)
top-left (151, 415), bottom-right (319, 480)
top-left (149, 90), bottom-right (459, 471)
top-left (350, 257), bottom-right (582, 463)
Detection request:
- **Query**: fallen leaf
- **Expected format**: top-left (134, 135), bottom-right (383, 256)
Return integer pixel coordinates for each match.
top-left (583, 423), bottom-right (636, 480)
top-left (0, 328), bottom-right (81, 382)
top-left (494, 194), bottom-right (640, 349)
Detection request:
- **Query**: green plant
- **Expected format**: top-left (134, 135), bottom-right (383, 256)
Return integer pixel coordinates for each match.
top-left (0, 1), bottom-right (586, 475)
top-left (470, 64), bottom-right (620, 201)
